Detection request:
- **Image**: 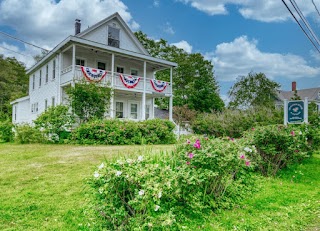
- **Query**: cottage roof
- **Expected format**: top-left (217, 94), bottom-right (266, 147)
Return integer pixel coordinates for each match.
top-left (277, 87), bottom-right (320, 101)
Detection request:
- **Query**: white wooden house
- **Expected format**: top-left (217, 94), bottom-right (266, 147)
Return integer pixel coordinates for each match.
top-left (11, 12), bottom-right (177, 124)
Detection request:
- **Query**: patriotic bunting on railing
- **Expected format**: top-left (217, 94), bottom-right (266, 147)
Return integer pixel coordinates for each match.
top-left (81, 66), bottom-right (107, 82)
top-left (150, 79), bottom-right (168, 92)
top-left (119, 74), bottom-right (141, 88)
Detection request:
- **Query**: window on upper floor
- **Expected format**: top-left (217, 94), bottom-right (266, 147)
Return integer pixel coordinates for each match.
top-left (45, 65), bottom-right (49, 83)
top-left (76, 58), bottom-right (85, 66)
top-left (97, 62), bottom-right (106, 70)
top-left (39, 70), bottom-right (42, 87)
top-left (131, 69), bottom-right (138, 76)
top-left (52, 97), bottom-right (55, 107)
top-left (116, 66), bottom-right (124, 74)
top-left (52, 59), bottom-right (56, 80)
top-left (108, 26), bottom-right (120, 48)
top-left (32, 74), bottom-right (35, 90)
top-left (45, 99), bottom-right (48, 111)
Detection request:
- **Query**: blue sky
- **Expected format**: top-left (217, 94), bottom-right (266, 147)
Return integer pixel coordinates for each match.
top-left (0, 0), bottom-right (320, 101)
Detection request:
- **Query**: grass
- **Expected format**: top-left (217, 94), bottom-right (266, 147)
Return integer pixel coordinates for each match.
top-left (0, 143), bottom-right (174, 230)
top-left (190, 152), bottom-right (320, 231)
top-left (0, 144), bottom-right (319, 230)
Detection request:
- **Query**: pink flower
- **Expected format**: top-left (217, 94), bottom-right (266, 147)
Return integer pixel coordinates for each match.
top-left (186, 161), bottom-right (190, 165)
top-left (252, 127), bottom-right (255, 131)
top-left (193, 139), bottom-right (201, 149)
top-left (187, 139), bottom-right (191, 144)
top-left (245, 161), bottom-right (251, 166)
top-left (294, 150), bottom-right (299, 153)
top-left (188, 153), bottom-right (194, 159)
top-left (290, 131), bottom-right (295, 136)
top-left (228, 137), bottom-right (234, 141)
top-left (240, 154), bottom-right (245, 159)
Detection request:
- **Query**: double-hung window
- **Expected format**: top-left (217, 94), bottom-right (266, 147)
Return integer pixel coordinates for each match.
top-left (130, 103), bottom-right (138, 119)
top-left (108, 26), bottom-right (120, 48)
top-left (45, 65), bottom-right (49, 83)
top-left (76, 58), bottom-right (85, 66)
top-left (52, 60), bottom-right (56, 80)
top-left (116, 102), bottom-right (124, 118)
top-left (39, 70), bottom-right (42, 87)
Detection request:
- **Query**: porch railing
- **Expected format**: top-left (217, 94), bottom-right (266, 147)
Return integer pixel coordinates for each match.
top-left (60, 65), bottom-right (172, 95)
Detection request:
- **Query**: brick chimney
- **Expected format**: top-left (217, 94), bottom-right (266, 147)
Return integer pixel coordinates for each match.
top-left (292, 81), bottom-right (297, 91)
top-left (75, 19), bottom-right (81, 35)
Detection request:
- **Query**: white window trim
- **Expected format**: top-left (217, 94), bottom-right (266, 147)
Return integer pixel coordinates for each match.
top-left (115, 101), bottom-right (125, 118)
top-left (130, 68), bottom-right (139, 76)
top-left (96, 59), bottom-right (108, 70)
top-left (75, 57), bottom-right (87, 66)
top-left (116, 65), bottom-right (125, 74)
top-left (128, 100), bottom-right (140, 120)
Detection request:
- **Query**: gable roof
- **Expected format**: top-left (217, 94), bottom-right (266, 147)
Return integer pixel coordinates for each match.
top-left (277, 87), bottom-right (320, 101)
top-left (76, 12), bottom-right (149, 56)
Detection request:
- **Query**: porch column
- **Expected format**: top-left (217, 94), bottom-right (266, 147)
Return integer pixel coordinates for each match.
top-left (110, 53), bottom-right (115, 118)
top-left (58, 53), bottom-right (62, 104)
top-left (169, 67), bottom-right (173, 121)
top-left (141, 61), bottom-right (146, 120)
top-left (71, 44), bottom-right (76, 87)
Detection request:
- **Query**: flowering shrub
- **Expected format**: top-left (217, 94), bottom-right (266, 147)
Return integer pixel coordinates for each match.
top-left (243, 125), bottom-right (311, 176)
top-left (89, 137), bottom-right (256, 229)
top-left (71, 118), bottom-right (176, 145)
top-left (14, 123), bottom-right (44, 144)
top-left (0, 120), bottom-right (13, 143)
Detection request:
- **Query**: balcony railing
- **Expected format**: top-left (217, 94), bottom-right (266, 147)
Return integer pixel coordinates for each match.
top-left (60, 65), bottom-right (172, 95)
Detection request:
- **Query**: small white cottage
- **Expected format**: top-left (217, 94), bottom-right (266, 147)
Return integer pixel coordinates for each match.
top-left (11, 12), bottom-right (176, 124)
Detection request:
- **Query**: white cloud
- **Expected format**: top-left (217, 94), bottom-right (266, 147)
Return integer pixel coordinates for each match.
top-left (206, 35), bottom-right (320, 82)
top-left (163, 22), bottom-right (175, 35)
top-left (171, 40), bottom-right (193, 53)
top-left (153, 0), bottom-right (160, 7)
top-left (0, 0), bottom-right (139, 50)
top-left (176, 0), bottom-right (318, 22)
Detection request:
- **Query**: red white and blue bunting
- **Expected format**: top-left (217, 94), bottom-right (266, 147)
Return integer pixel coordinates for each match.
top-left (119, 74), bottom-right (141, 89)
top-left (150, 79), bottom-right (168, 92)
top-left (81, 66), bottom-right (107, 82)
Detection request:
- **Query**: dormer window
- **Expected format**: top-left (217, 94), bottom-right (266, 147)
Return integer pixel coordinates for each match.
top-left (108, 26), bottom-right (120, 48)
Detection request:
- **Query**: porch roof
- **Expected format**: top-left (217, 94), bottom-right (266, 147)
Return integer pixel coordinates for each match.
top-left (27, 36), bottom-right (177, 74)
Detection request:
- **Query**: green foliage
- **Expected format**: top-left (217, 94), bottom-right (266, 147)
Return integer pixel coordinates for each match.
top-left (0, 120), bottom-right (13, 142)
top-left (90, 137), bottom-right (256, 230)
top-left (192, 107), bottom-right (283, 138)
top-left (71, 119), bottom-right (176, 145)
top-left (0, 55), bottom-right (28, 121)
top-left (14, 124), bottom-right (44, 144)
top-left (34, 105), bottom-right (74, 143)
top-left (66, 80), bottom-right (112, 123)
top-left (135, 31), bottom-right (224, 112)
top-left (228, 72), bottom-right (281, 109)
top-left (243, 125), bottom-right (311, 176)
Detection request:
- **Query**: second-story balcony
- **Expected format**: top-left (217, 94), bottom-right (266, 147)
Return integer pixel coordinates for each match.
top-left (60, 65), bottom-right (172, 96)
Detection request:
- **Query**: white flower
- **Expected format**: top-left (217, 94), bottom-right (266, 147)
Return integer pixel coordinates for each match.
top-left (117, 159), bottom-right (124, 165)
top-left (158, 191), bottom-right (162, 198)
top-left (299, 131), bottom-right (302, 135)
top-left (98, 188), bottom-right (104, 194)
top-left (94, 171), bottom-right (100, 178)
top-left (98, 163), bottom-right (104, 170)
top-left (154, 205), bottom-right (160, 211)
top-left (244, 147), bottom-right (252, 153)
top-left (137, 155), bottom-right (143, 162)
top-left (126, 159), bottom-right (133, 164)
top-left (115, 171), bottom-right (122, 177)
top-left (139, 190), bottom-right (145, 196)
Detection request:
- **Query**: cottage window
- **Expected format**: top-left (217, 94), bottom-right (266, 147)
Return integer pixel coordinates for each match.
top-left (145, 105), bottom-right (150, 119)
top-left (14, 106), bottom-right (17, 121)
top-left (130, 103), bottom-right (138, 119)
top-left (76, 58), bottom-right (85, 66)
top-left (39, 70), bottom-right (42, 87)
top-left (116, 66), bottom-right (124, 74)
top-left (131, 69), bottom-right (138, 76)
top-left (108, 26), bottom-right (120, 48)
top-left (97, 62), bottom-right (106, 70)
top-left (45, 65), bottom-right (49, 83)
top-left (116, 102), bottom-right (124, 118)
top-left (52, 60), bottom-right (56, 80)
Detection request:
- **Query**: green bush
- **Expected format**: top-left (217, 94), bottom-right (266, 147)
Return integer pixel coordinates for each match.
top-left (89, 137), bottom-right (256, 230)
top-left (243, 125), bottom-right (311, 176)
top-left (34, 105), bottom-right (74, 143)
top-left (0, 120), bottom-right (13, 142)
top-left (192, 107), bottom-right (283, 138)
top-left (14, 123), bottom-right (44, 144)
top-left (71, 118), bottom-right (176, 145)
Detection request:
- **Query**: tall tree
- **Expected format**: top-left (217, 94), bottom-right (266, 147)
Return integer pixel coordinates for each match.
top-left (135, 31), bottom-right (224, 112)
top-left (228, 72), bottom-right (280, 109)
top-left (0, 55), bottom-right (29, 120)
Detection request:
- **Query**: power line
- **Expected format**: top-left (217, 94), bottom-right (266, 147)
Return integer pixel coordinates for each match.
top-left (0, 31), bottom-right (49, 52)
top-left (311, 0), bottom-right (320, 17)
top-left (0, 45), bottom-right (33, 57)
top-left (281, 0), bottom-right (320, 53)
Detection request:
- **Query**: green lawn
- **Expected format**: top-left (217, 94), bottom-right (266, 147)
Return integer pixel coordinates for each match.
top-left (0, 144), bottom-right (319, 230)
